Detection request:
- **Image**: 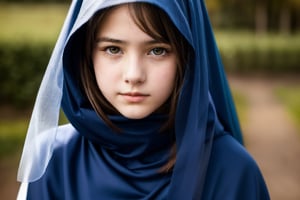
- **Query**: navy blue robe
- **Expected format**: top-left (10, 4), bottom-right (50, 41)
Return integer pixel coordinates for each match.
top-left (22, 124), bottom-right (269, 199)
top-left (17, 0), bottom-right (270, 199)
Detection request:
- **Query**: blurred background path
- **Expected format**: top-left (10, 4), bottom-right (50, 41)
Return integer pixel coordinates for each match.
top-left (0, 152), bottom-right (20, 199)
top-left (229, 75), bottom-right (300, 200)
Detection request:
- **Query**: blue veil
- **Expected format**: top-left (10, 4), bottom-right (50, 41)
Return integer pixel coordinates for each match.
top-left (18, 0), bottom-right (244, 199)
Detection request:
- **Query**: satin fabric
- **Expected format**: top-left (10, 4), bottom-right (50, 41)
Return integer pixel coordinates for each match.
top-left (25, 125), bottom-right (269, 200)
top-left (18, 0), bottom-right (270, 199)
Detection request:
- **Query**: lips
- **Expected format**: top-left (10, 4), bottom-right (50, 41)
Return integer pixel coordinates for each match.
top-left (120, 92), bottom-right (149, 103)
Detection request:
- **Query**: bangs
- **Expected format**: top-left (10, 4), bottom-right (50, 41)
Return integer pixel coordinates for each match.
top-left (127, 3), bottom-right (172, 43)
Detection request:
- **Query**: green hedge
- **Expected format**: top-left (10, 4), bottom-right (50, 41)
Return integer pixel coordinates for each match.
top-left (0, 34), bottom-right (300, 107)
top-left (215, 32), bottom-right (300, 74)
top-left (0, 40), bottom-right (53, 107)
top-left (220, 45), bottom-right (300, 73)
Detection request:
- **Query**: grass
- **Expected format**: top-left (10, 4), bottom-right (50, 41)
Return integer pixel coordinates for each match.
top-left (275, 86), bottom-right (300, 130)
top-left (0, 120), bottom-right (28, 159)
top-left (232, 90), bottom-right (248, 126)
top-left (0, 108), bottom-right (68, 160)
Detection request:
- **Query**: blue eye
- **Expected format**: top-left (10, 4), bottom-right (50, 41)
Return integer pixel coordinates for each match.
top-left (150, 47), bottom-right (167, 56)
top-left (105, 46), bottom-right (121, 54)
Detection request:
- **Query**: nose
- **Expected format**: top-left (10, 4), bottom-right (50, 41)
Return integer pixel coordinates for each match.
top-left (123, 55), bottom-right (146, 85)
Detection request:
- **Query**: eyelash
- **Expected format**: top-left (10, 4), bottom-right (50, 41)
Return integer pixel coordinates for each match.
top-left (104, 46), bottom-right (122, 55)
top-left (148, 47), bottom-right (169, 56)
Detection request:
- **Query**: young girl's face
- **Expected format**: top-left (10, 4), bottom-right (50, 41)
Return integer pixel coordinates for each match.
top-left (92, 5), bottom-right (177, 119)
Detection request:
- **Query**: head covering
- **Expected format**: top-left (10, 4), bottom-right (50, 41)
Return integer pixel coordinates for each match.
top-left (18, 0), bottom-right (243, 199)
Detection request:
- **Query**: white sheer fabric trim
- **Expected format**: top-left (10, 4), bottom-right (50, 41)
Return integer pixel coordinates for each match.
top-left (17, 0), bottom-right (142, 183)
top-left (17, 183), bottom-right (28, 200)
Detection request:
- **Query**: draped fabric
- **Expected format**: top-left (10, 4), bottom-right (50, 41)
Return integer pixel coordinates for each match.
top-left (17, 0), bottom-right (270, 199)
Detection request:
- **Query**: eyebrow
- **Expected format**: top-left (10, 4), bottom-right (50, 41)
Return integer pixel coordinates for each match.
top-left (96, 37), bottom-right (124, 44)
top-left (96, 37), bottom-right (168, 45)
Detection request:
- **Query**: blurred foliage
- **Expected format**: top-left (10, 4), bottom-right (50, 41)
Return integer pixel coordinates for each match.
top-left (215, 31), bottom-right (300, 73)
top-left (0, 40), bottom-right (53, 107)
top-left (206, 0), bottom-right (300, 33)
top-left (0, 3), bottom-right (67, 107)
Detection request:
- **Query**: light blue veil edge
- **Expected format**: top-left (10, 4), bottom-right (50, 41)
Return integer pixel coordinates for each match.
top-left (17, 0), bottom-right (82, 183)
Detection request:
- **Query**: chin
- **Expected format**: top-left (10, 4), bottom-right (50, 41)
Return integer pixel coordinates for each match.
top-left (120, 111), bottom-right (152, 120)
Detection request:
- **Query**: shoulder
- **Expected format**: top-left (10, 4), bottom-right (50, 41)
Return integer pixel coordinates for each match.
top-left (208, 133), bottom-right (262, 178)
top-left (34, 123), bottom-right (78, 150)
top-left (210, 134), bottom-right (256, 170)
top-left (203, 134), bottom-right (270, 200)
top-left (55, 124), bottom-right (78, 147)
top-left (52, 123), bottom-right (82, 159)
top-left (55, 123), bottom-right (78, 143)
top-left (17, 124), bottom-right (79, 199)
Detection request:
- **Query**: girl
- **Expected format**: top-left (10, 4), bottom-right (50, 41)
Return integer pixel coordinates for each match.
top-left (17, 0), bottom-right (270, 199)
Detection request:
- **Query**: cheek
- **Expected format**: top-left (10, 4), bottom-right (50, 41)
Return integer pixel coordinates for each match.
top-left (93, 60), bottom-right (118, 93)
top-left (164, 61), bottom-right (177, 86)
top-left (153, 62), bottom-right (177, 96)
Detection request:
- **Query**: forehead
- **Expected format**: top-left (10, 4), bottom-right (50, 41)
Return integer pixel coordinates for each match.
top-left (101, 5), bottom-right (131, 25)
top-left (95, 5), bottom-right (155, 42)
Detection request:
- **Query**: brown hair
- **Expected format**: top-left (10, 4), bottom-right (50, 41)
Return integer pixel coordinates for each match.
top-left (80, 3), bottom-right (191, 171)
